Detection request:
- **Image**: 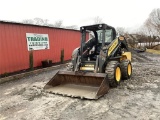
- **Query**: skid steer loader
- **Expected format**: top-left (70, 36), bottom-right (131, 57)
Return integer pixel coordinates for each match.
top-left (44, 24), bottom-right (132, 99)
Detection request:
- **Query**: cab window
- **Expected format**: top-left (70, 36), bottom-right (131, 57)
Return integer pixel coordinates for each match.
top-left (97, 29), bottom-right (113, 43)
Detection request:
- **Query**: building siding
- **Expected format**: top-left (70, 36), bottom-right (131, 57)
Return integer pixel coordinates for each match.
top-left (0, 22), bottom-right (87, 74)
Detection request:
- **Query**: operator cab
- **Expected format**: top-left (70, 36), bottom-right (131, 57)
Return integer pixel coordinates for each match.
top-left (94, 29), bottom-right (114, 55)
top-left (80, 24), bottom-right (116, 61)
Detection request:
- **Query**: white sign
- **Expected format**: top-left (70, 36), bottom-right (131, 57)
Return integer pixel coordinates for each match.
top-left (26, 33), bottom-right (50, 51)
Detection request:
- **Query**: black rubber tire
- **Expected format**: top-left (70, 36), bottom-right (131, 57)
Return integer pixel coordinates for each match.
top-left (105, 61), bottom-right (122, 87)
top-left (120, 60), bottom-right (132, 80)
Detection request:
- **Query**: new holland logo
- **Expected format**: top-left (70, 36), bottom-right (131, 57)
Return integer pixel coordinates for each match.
top-left (108, 39), bottom-right (118, 56)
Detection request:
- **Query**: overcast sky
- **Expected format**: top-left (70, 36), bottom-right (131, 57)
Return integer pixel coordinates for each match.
top-left (0, 0), bottom-right (159, 31)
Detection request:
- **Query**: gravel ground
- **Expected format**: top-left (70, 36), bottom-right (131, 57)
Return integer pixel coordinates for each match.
top-left (0, 52), bottom-right (160, 120)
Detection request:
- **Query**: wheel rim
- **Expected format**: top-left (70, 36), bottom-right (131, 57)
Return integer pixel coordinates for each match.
top-left (116, 67), bottom-right (121, 82)
top-left (128, 64), bottom-right (132, 76)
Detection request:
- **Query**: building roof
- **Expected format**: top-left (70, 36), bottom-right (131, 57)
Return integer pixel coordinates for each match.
top-left (0, 20), bottom-right (80, 32)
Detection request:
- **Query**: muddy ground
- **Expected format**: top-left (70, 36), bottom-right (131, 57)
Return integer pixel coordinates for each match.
top-left (0, 52), bottom-right (160, 120)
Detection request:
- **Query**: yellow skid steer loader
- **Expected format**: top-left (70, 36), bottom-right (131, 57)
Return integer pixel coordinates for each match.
top-left (44, 24), bottom-right (132, 99)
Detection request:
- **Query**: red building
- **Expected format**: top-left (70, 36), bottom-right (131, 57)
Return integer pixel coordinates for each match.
top-left (0, 21), bottom-right (86, 75)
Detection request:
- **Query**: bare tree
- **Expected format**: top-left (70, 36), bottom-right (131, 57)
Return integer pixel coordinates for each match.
top-left (138, 24), bottom-right (157, 48)
top-left (47, 24), bottom-right (54, 27)
top-left (93, 16), bottom-right (103, 24)
top-left (137, 8), bottom-right (160, 48)
top-left (34, 18), bottom-right (49, 25)
top-left (22, 17), bottom-right (49, 26)
top-left (65, 25), bottom-right (78, 30)
top-left (22, 19), bottom-right (34, 24)
top-left (116, 27), bottom-right (125, 36)
top-left (22, 18), bottom-right (77, 29)
top-left (53, 20), bottom-right (63, 28)
top-left (147, 8), bottom-right (160, 35)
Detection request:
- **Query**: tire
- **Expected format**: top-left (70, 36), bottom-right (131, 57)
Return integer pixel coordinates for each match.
top-left (120, 60), bottom-right (132, 80)
top-left (105, 61), bottom-right (122, 87)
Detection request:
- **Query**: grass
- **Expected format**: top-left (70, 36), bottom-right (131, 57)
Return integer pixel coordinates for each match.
top-left (146, 49), bottom-right (160, 54)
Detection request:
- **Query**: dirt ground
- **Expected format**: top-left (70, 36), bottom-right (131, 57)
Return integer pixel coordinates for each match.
top-left (0, 52), bottom-right (160, 120)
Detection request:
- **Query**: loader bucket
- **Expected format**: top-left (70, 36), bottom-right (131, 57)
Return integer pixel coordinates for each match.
top-left (44, 71), bottom-right (109, 99)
